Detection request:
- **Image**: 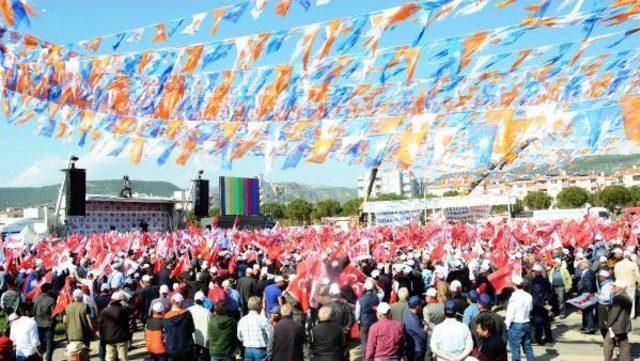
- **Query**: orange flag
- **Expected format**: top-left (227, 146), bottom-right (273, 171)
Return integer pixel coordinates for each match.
top-left (152, 23), bottom-right (168, 42)
top-left (210, 7), bottom-right (227, 35)
top-left (0, 0), bottom-right (13, 26)
top-left (275, 0), bottom-right (292, 16)
top-left (155, 75), bottom-right (185, 120)
top-left (129, 138), bottom-right (145, 165)
top-left (257, 64), bottom-right (292, 119)
top-left (621, 94), bottom-right (640, 145)
top-left (461, 31), bottom-right (489, 71)
top-left (176, 141), bottom-right (197, 165)
top-left (318, 19), bottom-right (343, 59)
top-left (202, 70), bottom-right (234, 119)
top-left (181, 44), bottom-right (204, 73)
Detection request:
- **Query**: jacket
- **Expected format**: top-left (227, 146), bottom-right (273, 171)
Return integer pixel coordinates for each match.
top-left (358, 293), bottom-right (379, 329)
top-left (327, 299), bottom-right (355, 334)
top-left (99, 302), bottom-right (131, 344)
top-left (145, 315), bottom-right (166, 355)
top-left (364, 317), bottom-right (404, 361)
top-left (614, 258), bottom-right (640, 288)
top-left (607, 293), bottom-right (632, 336)
top-left (548, 267), bottom-right (572, 290)
top-left (390, 301), bottom-right (409, 324)
top-left (576, 268), bottom-right (597, 294)
top-left (531, 275), bottom-right (552, 308)
top-left (208, 315), bottom-right (238, 357)
top-left (272, 316), bottom-right (305, 361)
top-left (163, 308), bottom-right (195, 353)
top-left (403, 310), bottom-right (427, 356)
top-left (311, 321), bottom-right (345, 361)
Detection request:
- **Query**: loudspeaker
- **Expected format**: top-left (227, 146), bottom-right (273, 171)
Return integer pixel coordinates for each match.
top-left (65, 168), bottom-right (86, 216)
top-left (193, 179), bottom-right (209, 217)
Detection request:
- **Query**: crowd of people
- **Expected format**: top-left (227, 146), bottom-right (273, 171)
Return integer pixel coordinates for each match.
top-left (0, 219), bottom-right (637, 361)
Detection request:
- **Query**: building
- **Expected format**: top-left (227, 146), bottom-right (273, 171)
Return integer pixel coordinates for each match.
top-left (357, 170), bottom-right (423, 199)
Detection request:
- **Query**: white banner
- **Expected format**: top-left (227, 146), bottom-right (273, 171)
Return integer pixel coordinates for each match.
top-left (375, 210), bottom-right (421, 226)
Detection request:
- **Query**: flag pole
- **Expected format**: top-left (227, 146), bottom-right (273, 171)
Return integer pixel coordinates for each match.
top-left (358, 167), bottom-right (379, 224)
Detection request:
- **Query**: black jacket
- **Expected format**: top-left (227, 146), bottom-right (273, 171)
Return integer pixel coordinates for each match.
top-left (272, 317), bottom-right (305, 361)
top-left (140, 285), bottom-right (159, 315)
top-left (608, 293), bottom-right (632, 336)
top-left (576, 268), bottom-right (597, 295)
top-left (99, 302), bottom-right (131, 344)
top-left (237, 276), bottom-right (256, 304)
top-left (311, 321), bottom-right (346, 361)
top-left (327, 299), bottom-right (355, 334)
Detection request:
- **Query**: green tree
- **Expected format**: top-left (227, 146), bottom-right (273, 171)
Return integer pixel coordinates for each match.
top-left (341, 198), bottom-right (363, 216)
top-left (442, 190), bottom-right (461, 197)
top-left (512, 199), bottom-right (525, 214)
top-left (597, 185), bottom-right (632, 211)
top-left (556, 187), bottom-right (590, 209)
top-left (524, 191), bottom-right (552, 210)
top-left (261, 202), bottom-right (285, 219)
top-left (284, 199), bottom-right (314, 224)
top-left (629, 185), bottom-right (640, 205)
top-left (312, 199), bottom-right (343, 220)
top-left (491, 199), bottom-right (524, 216)
top-left (208, 207), bottom-right (220, 217)
top-left (371, 193), bottom-right (406, 201)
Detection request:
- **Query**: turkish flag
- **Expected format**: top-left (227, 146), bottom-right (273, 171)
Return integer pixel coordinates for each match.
top-left (336, 264), bottom-right (367, 287)
top-left (52, 277), bottom-right (74, 317)
top-left (170, 254), bottom-right (192, 280)
top-left (430, 240), bottom-right (446, 262)
top-left (26, 271), bottom-right (52, 302)
top-left (153, 257), bottom-right (163, 274)
top-left (286, 274), bottom-right (310, 311)
top-left (488, 262), bottom-right (515, 294)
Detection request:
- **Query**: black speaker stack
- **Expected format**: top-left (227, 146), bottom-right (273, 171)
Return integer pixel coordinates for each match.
top-left (64, 167), bottom-right (86, 216)
top-left (193, 179), bottom-right (210, 217)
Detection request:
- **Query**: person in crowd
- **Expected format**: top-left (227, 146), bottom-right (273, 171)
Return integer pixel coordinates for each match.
top-left (531, 263), bottom-right (554, 344)
top-left (403, 295), bottom-right (427, 361)
top-left (613, 248), bottom-right (640, 319)
top-left (0, 281), bottom-right (19, 316)
top-left (237, 296), bottom-right (272, 361)
top-left (99, 291), bottom-right (131, 361)
top-left (364, 302), bottom-right (403, 361)
top-left (390, 287), bottom-right (409, 324)
top-left (263, 276), bottom-right (284, 318)
top-left (10, 303), bottom-right (41, 361)
top-left (150, 285), bottom-right (172, 317)
top-left (470, 293), bottom-right (507, 347)
top-left (222, 280), bottom-right (242, 321)
top-left (145, 302), bottom-right (167, 361)
top-left (326, 283), bottom-right (355, 336)
top-left (423, 287), bottom-right (445, 360)
top-left (94, 283), bottom-right (112, 313)
top-left (64, 289), bottom-right (94, 347)
top-left (434, 270), bottom-right (450, 304)
top-left (462, 290), bottom-right (480, 326)
top-left (140, 274), bottom-right (159, 324)
top-left (310, 305), bottom-right (346, 361)
top-left (0, 328), bottom-right (13, 361)
top-left (163, 293), bottom-right (195, 361)
top-left (597, 269), bottom-right (614, 339)
top-left (549, 258), bottom-right (572, 316)
top-left (208, 301), bottom-right (238, 361)
top-left (472, 313), bottom-right (508, 361)
top-left (430, 300), bottom-right (473, 361)
top-left (576, 259), bottom-right (598, 334)
top-left (475, 264), bottom-right (496, 301)
top-left (188, 290), bottom-right (211, 360)
top-left (448, 280), bottom-right (467, 318)
top-left (603, 280), bottom-right (633, 361)
top-left (237, 269), bottom-right (257, 314)
top-left (356, 279), bottom-right (381, 350)
top-left (271, 303), bottom-right (304, 361)
top-left (505, 275), bottom-right (535, 361)
top-left (33, 282), bottom-right (55, 361)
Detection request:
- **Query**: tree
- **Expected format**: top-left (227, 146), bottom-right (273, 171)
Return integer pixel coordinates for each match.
top-left (442, 190), bottom-right (460, 197)
top-left (312, 199), bottom-right (343, 220)
top-left (556, 187), bottom-right (590, 209)
top-left (512, 199), bottom-right (525, 214)
top-left (261, 202), bottom-right (285, 219)
top-left (208, 208), bottom-right (220, 217)
top-left (596, 185), bottom-right (632, 211)
top-left (629, 185), bottom-right (640, 205)
top-left (284, 199), bottom-right (314, 224)
top-left (341, 198), bottom-right (363, 216)
top-left (371, 193), bottom-right (405, 201)
top-left (491, 199), bottom-right (524, 216)
top-left (524, 191), bottom-right (552, 210)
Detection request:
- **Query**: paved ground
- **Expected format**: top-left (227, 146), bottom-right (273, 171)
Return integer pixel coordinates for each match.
top-left (52, 311), bottom-right (640, 360)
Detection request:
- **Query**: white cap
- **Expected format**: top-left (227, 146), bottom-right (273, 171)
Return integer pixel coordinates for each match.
top-left (159, 285), bottom-right (170, 294)
top-left (100, 283), bottom-right (111, 292)
top-left (614, 280), bottom-right (627, 288)
top-left (111, 291), bottom-right (126, 301)
top-left (371, 269), bottom-right (380, 278)
top-left (511, 275), bottom-right (524, 286)
top-left (376, 302), bottom-right (391, 314)
top-left (246, 268), bottom-right (253, 276)
top-left (194, 291), bottom-right (205, 301)
top-left (450, 280), bottom-right (462, 292)
top-left (142, 275), bottom-right (151, 283)
top-left (209, 266), bottom-right (218, 274)
top-left (7, 313), bottom-right (18, 322)
top-left (151, 302), bottom-right (165, 313)
top-left (364, 278), bottom-right (375, 290)
top-left (171, 293), bottom-right (184, 303)
top-left (329, 283), bottom-right (341, 296)
top-left (403, 265), bottom-right (412, 274)
top-left (614, 248), bottom-right (624, 254)
top-left (222, 279), bottom-right (231, 288)
top-left (514, 252), bottom-right (523, 259)
top-left (532, 264), bottom-right (544, 272)
top-left (377, 263), bottom-right (385, 270)
top-left (599, 256), bottom-right (608, 263)
top-left (598, 270), bottom-right (610, 278)
top-left (72, 289), bottom-right (84, 300)
top-left (553, 258), bottom-right (562, 265)
top-left (425, 288), bottom-right (437, 298)
top-left (274, 275), bottom-right (284, 283)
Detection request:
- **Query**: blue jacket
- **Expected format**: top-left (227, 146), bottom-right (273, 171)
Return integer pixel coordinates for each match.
top-left (162, 309), bottom-right (195, 353)
top-left (403, 310), bottom-right (427, 354)
top-left (358, 293), bottom-right (379, 329)
top-left (577, 268), bottom-right (597, 295)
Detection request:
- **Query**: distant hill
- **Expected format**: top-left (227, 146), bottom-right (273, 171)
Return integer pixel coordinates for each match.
top-left (0, 179), bottom-right (358, 209)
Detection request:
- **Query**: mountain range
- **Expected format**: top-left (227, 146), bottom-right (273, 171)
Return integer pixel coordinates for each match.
top-left (0, 179), bottom-right (357, 209)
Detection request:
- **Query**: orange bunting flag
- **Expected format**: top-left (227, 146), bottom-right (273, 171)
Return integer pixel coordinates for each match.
top-left (496, 0), bottom-right (517, 7)
top-left (129, 138), bottom-right (145, 165)
top-left (210, 7), bottom-right (227, 36)
top-left (0, 0), bottom-right (14, 26)
top-left (275, 0), bottom-right (293, 16)
top-left (306, 138), bottom-right (335, 163)
top-left (461, 31), bottom-right (489, 71)
top-left (370, 116), bottom-right (405, 135)
top-left (510, 48), bottom-right (532, 72)
top-left (257, 64), bottom-right (292, 119)
top-left (176, 141), bottom-right (197, 165)
top-left (23, 35), bottom-right (39, 51)
top-left (152, 23), bottom-right (169, 42)
top-left (155, 75), bottom-right (185, 120)
top-left (298, 25), bottom-right (320, 71)
top-left (235, 33), bottom-right (270, 70)
top-left (112, 117), bottom-right (137, 135)
top-left (318, 19), bottom-right (343, 59)
top-left (106, 76), bottom-right (130, 115)
top-left (232, 123), bottom-right (268, 159)
top-left (181, 44), bottom-right (205, 73)
top-left (165, 121), bottom-right (183, 140)
top-left (385, 3), bottom-right (422, 28)
top-left (221, 122), bottom-right (241, 142)
top-left (203, 70), bottom-right (234, 119)
top-left (396, 120), bottom-right (430, 169)
top-left (83, 37), bottom-right (102, 52)
top-left (138, 51), bottom-right (154, 74)
top-left (620, 95), bottom-right (640, 145)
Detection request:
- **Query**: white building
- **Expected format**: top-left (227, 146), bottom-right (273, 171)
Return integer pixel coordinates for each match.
top-left (357, 170), bottom-right (423, 199)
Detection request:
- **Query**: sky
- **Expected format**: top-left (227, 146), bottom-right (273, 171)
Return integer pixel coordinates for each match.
top-left (0, 0), bottom-right (627, 189)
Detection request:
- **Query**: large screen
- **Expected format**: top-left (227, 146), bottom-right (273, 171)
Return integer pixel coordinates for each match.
top-left (219, 176), bottom-right (260, 216)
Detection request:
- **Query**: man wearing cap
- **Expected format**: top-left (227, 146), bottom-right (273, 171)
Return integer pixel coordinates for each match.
top-left (64, 289), bottom-right (94, 347)
top-left (597, 269), bottom-right (614, 339)
top-left (549, 258), bottom-right (572, 316)
top-left (364, 302), bottom-right (403, 361)
top-left (530, 263), bottom-right (554, 344)
top-left (271, 303), bottom-right (304, 361)
top-left (326, 283), bottom-right (355, 337)
top-left (505, 276), bottom-right (534, 361)
top-left (475, 264), bottom-right (496, 302)
top-left (576, 259), bottom-right (598, 334)
top-left (470, 293), bottom-right (507, 347)
top-left (263, 276), bottom-right (284, 318)
top-left (448, 280), bottom-right (467, 320)
top-left (356, 278), bottom-right (382, 351)
top-left (99, 291), bottom-right (131, 361)
top-left (145, 302), bottom-right (167, 361)
top-left (430, 299), bottom-right (473, 361)
top-left (140, 274), bottom-right (159, 324)
top-left (222, 280), bottom-right (242, 321)
top-left (603, 280), bottom-right (632, 361)
top-left (613, 247), bottom-right (640, 318)
top-left (188, 291), bottom-right (212, 360)
top-left (149, 285), bottom-right (172, 317)
top-left (462, 290), bottom-right (480, 326)
top-left (404, 296), bottom-right (427, 361)
top-left (390, 287), bottom-right (410, 324)
top-left (163, 293), bottom-right (195, 360)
